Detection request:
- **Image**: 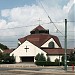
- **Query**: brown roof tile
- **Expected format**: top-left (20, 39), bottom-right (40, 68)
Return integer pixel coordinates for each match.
top-left (3, 49), bottom-right (14, 54)
top-left (19, 34), bottom-right (62, 48)
top-left (42, 48), bottom-right (74, 55)
top-left (31, 25), bottom-right (45, 31)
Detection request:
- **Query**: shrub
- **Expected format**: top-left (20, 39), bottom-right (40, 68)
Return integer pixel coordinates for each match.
top-left (0, 53), bottom-right (15, 64)
top-left (47, 56), bottom-right (51, 62)
top-left (55, 58), bottom-right (59, 63)
top-left (35, 53), bottom-right (46, 62)
top-left (35, 61), bottom-right (62, 66)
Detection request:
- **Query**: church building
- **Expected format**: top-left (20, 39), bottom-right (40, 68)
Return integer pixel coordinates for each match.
top-left (10, 25), bottom-right (73, 63)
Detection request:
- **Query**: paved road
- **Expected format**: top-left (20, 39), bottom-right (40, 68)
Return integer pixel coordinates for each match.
top-left (0, 63), bottom-right (75, 75)
top-left (0, 67), bottom-right (75, 75)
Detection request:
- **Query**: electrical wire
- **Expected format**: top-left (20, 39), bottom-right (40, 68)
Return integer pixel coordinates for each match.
top-left (38, 0), bottom-right (64, 36)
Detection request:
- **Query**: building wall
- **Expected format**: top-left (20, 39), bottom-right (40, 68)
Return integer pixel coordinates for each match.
top-left (48, 55), bottom-right (62, 62)
top-left (10, 40), bottom-right (47, 63)
top-left (41, 38), bottom-right (60, 48)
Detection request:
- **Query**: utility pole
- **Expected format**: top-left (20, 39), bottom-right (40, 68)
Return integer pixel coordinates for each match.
top-left (64, 19), bottom-right (67, 71)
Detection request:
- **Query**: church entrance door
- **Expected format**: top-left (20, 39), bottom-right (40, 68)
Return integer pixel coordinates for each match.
top-left (20, 57), bottom-right (34, 62)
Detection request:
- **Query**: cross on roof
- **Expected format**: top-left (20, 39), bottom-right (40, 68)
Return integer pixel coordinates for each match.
top-left (24, 46), bottom-right (29, 52)
top-left (37, 18), bottom-right (42, 25)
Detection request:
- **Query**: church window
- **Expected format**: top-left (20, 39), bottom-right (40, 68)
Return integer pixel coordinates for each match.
top-left (48, 41), bottom-right (55, 48)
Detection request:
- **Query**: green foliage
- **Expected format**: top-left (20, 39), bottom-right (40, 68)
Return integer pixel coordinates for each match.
top-left (39, 53), bottom-right (46, 61)
top-left (35, 53), bottom-right (52, 66)
top-left (0, 52), bottom-right (3, 62)
top-left (0, 43), bottom-right (9, 50)
top-left (0, 53), bottom-right (15, 64)
top-left (35, 61), bottom-right (62, 66)
top-left (47, 56), bottom-right (51, 62)
top-left (69, 52), bottom-right (75, 61)
top-left (35, 53), bottom-right (40, 61)
top-left (35, 53), bottom-right (46, 62)
top-left (61, 52), bottom-right (75, 62)
top-left (55, 58), bottom-right (59, 63)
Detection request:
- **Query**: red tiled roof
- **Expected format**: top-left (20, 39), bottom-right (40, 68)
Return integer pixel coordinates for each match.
top-left (3, 49), bottom-right (14, 54)
top-left (31, 25), bottom-right (45, 31)
top-left (18, 34), bottom-right (62, 48)
top-left (42, 48), bottom-right (74, 55)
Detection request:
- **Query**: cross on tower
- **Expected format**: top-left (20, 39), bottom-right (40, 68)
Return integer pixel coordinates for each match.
top-left (37, 18), bottom-right (42, 25)
top-left (24, 46), bottom-right (29, 52)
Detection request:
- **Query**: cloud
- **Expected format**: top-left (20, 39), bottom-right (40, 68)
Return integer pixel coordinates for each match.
top-left (63, 0), bottom-right (74, 13)
top-left (0, 0), bottom-right (74, 48)
top-left (1, 9), bottom-right (10, 17)
top-left (0, 19), bottom-right (7, 29)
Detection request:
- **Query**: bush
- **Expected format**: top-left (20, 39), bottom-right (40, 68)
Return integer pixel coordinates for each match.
top-left (55, 58), bottom-right (59, 63)
top-left (67, 61), bottom-right (75, 66)
top-left (47, 56), bottom-right (51, 62)
top-left (35, 53), bottom-right (46, 62)
top-left (35, 61), bottom-right (62, 66)
top-left (0, 53), bottom-right (15, 64)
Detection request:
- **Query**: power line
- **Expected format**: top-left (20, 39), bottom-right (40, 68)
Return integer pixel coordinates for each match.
top-left (0, 20), bottom-right (74, 31)
top-left (38, 0), bottom-right (64, 36)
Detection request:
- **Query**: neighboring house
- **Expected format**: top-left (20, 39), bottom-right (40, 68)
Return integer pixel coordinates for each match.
top-left (10, 25), bottom-right (73, 63)
top-left (3, 49), bottom-right (13, 54)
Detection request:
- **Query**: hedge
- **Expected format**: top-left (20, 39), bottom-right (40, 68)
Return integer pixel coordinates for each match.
top-left (35, 61), bottom-right (75, 66)
top-left (35, 61), bottom-right (61, 66)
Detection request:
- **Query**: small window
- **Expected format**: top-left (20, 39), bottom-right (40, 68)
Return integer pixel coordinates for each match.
top-left (48, 41), bottom-right (55, 48)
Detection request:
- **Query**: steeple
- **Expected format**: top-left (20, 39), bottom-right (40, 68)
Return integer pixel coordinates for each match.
top-left (30, 25), bottom-right (49, 34)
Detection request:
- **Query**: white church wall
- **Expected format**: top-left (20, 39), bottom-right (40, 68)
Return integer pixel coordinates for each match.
top-left (48, 55), bottom-right (62, 62)
top-left (10, 40), bottom-right (47, 63)
top-left (15, 56), bottom-right (21, 62)
top-left (41, 38), bottom-right (60, 48)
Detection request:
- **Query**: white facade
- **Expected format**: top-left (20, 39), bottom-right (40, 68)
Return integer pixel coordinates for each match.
top-left (10, 37), bottom-right (62, 63)
top-left (48, 55), bottom-right (62, 62)
top-left (41, 38), bottom-right (60, 48)
top-left (10, 40), bottom-right (47, 63)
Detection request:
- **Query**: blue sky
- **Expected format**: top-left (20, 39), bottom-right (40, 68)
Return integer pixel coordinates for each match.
top-left (0, 0), bottom-right (70, 10)
top-left (0, 0), bottom-right (36, 10)
top-left (0, 0), bottom-right (74, 48)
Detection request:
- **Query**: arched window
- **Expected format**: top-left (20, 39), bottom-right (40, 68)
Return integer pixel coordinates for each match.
top-left (48, 41), bottom-right (55, 48)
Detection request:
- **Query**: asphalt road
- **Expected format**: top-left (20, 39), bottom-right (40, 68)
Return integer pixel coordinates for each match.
top-left (0, 67), bottom-right (75, 75)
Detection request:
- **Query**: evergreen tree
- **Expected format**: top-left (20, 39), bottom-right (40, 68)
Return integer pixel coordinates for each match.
top-left (39, 53), bottom-right (46, 61)
top-left (35, 53), bottom-right (40, 61)
top-left (47, 56), bottom-right (51, 62)
top-left (69, 52), bottom-right (75, 61)
top-left (0, 43), bottom-right (9, 50)
top-left (35, 53), bottom-right (46, 62)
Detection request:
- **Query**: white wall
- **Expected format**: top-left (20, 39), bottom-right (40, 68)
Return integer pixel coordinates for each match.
top-left (41, 38), bottom-right (60, 48)
top-left (10, 40), bottom-right (47, 63)
top-left (48, 55), bottom-right (62, 62)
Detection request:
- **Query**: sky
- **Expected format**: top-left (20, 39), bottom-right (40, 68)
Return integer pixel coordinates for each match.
top-left (0, 0), bottom-right (75, 49)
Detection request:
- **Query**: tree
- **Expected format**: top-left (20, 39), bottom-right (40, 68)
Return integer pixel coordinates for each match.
top-left (39, 53), bottom-right (46, 61)
top-left (0, 53), bottom-right (15, 64)
top-left (47, 56), bottom-right (51, 62)
top-left (55, 58), bottom-right (59, 63)
top-left (0, 52), bottom-right (3, 62)
top-left (0, 43), bottom-right (9, 50)
top-left (35, 53), bottom-right (40, 61)
top-left (35, 53), bottom-right (46, 62)
top-left (69, 52), bottom-right (75, 61)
